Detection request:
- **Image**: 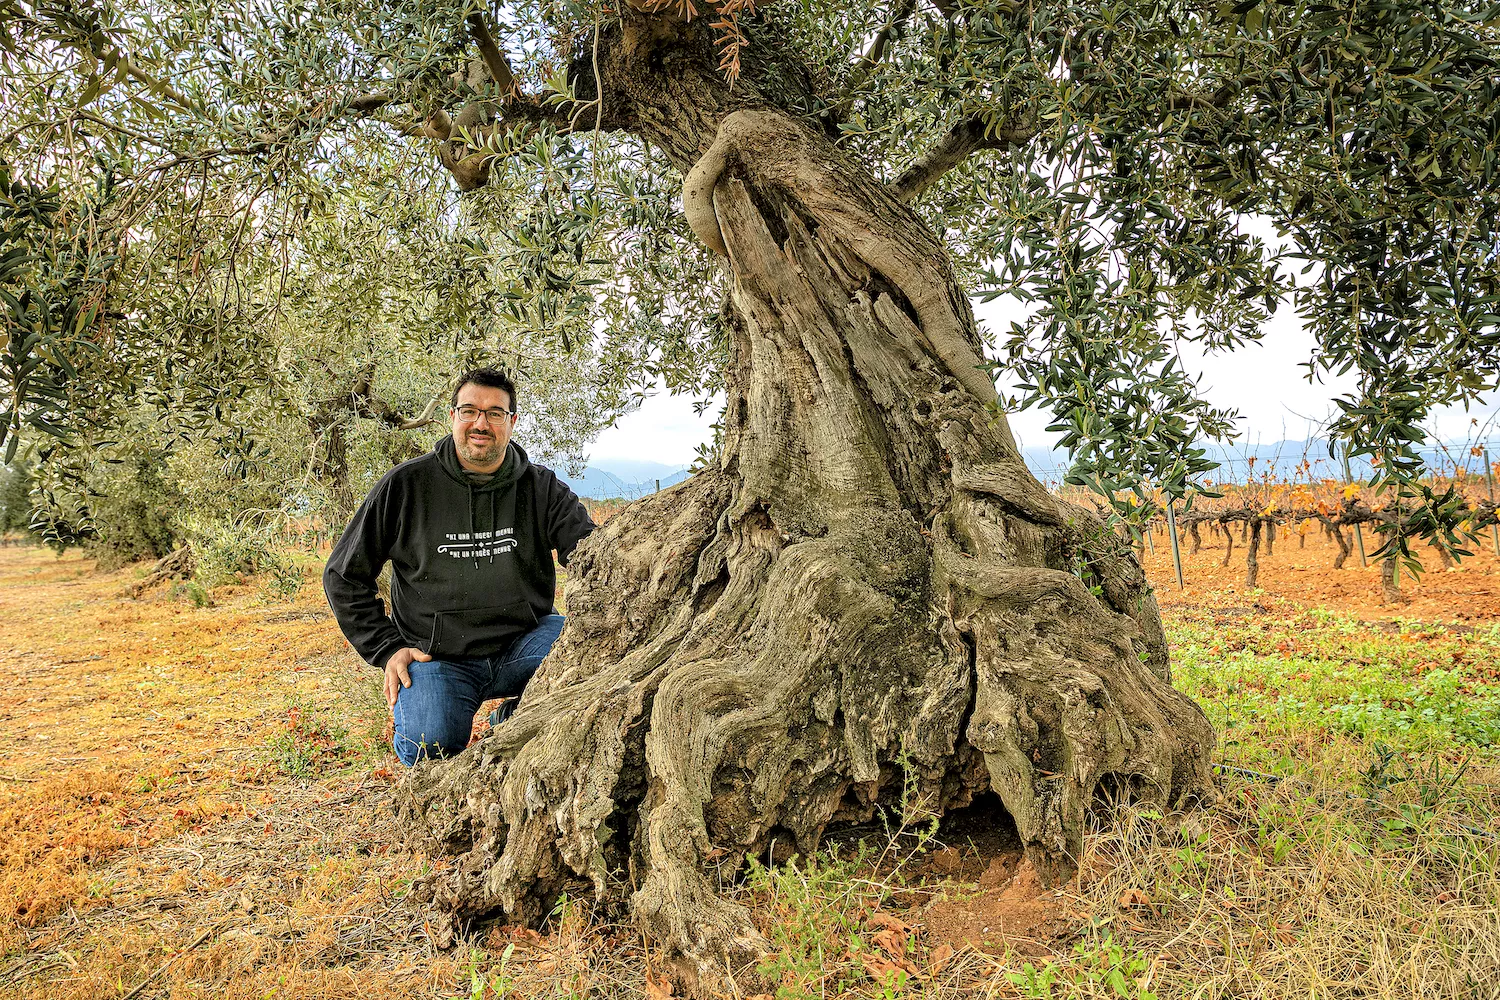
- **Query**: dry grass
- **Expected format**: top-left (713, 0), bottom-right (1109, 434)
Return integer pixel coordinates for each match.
top-left (1, 542), bottom-right (1498, 999)
top-left (1066, 769), bottom-right (1500, 1000)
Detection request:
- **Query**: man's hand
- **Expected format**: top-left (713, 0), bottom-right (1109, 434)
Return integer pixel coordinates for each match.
top-left (384, 647), bottom-right (432, 709)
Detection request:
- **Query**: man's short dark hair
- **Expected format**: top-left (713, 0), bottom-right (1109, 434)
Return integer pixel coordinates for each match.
top-left (451, 367), bottom-right (518, 411)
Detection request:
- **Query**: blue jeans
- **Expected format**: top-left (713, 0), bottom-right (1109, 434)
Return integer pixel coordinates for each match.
top-left (392, 614), bottom-right (564, 766)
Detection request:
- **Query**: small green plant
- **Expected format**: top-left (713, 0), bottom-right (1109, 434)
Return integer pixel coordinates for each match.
top-left (134, 770), bottom-right (180, 794)
top-left (86, 874), bottom-right (119, 899)
top-left (260, 554), bottom-right (303, 600)
top-left (464, 943), bottom-right (516, 1000)
top-left (746, 845), bottom-right (880, 999)
top-left (874, 740), bottom-right (942, 873)
top-left (168, 579), bottom-right (212, 607)
top-left (265, 701), bottom-right (351, 777)
top-left (1168, 827), bottom-right (1213, 877)
top-left (1006, 935), bottom-right (1158, 1000)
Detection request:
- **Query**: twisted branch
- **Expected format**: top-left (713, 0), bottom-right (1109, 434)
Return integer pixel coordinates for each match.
top-left (889, 113), bottom-right (1040, 203)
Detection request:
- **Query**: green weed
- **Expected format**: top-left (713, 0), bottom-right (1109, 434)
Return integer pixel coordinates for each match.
top-left (1007, 935), bottom-right (1159, 1000)
top-left (744, 846), bottom-right (883, 999)
top-left (264, 700), bottom-right (351, 777)
top-left (465, 943), bottom-right (515, 999)
top-left (1170, 608), bottom-right (1500, 776)
top-left (259, 556), bottom-right (304, 600)
top-left (167, 579), bottom-right (212, 607)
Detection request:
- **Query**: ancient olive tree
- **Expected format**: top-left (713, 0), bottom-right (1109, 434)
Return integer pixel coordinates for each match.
top-left (5, 0), bottom-right (1499, 982)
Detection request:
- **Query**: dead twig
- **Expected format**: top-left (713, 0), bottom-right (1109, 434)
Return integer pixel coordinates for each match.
top-left (119, 924), bottom-right (216, 1000)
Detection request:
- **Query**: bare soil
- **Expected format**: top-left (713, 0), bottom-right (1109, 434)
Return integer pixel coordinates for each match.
top-left (1142, 526), bottom-right (1500, 621)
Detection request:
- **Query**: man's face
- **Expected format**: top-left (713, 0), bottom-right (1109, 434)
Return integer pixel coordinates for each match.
top-left (451, 383), bottom-right (517, 471)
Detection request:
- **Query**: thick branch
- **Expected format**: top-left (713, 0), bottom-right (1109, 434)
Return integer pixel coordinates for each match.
top-left (889, 113), bottom-right (1038, 203)
top-left (1165, 84), bottom-right (1238, 112)
top-left (465, 13), bottom-right (520, 98)
top-left (312, 366), bottom-right (442, 433)
top-left (348, 92), bottom-right (396, 113)
top-left (390, 394), bottom-right (444, 430)
top-left (423, 14), bottom-right (598, 189)
top-left (853, 0), bottom-right (918, 82)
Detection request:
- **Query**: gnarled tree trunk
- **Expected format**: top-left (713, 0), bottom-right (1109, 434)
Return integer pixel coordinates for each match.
top-left (394, 21), bottom-right (1214, 988)
top-left (1326, 518), bottom-right (1352, 569)
top-left (1245, 519), bottom-right (1262, 589)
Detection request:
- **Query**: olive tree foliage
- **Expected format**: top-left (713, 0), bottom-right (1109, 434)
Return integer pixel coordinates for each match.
top-left (0, 460), bottom-right (32, 533)
top-left (2, 0), bottom-right (1498, 569)
top-left (2, 5), bottom-right (679, 557)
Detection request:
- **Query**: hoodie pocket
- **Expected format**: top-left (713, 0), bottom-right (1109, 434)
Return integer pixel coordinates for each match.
top-left (427, 601), bottom-right (539, 659)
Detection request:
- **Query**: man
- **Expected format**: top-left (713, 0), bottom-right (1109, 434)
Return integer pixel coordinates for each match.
top-left (323, 367), bottom-right (594, 765)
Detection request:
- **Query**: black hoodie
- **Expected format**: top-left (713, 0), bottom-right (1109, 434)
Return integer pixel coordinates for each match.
top-left (323, 436), bottom-right (595, 667)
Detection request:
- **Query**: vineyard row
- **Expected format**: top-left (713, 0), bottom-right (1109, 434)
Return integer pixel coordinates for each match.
top-left (1139, 496), bottom-right (1500, 603)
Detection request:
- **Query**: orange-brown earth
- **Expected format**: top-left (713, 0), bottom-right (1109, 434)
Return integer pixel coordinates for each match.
top-left (1142, 523), bottom-right (1500, 621)
top-left (0, 546), bottom-right (434, 998)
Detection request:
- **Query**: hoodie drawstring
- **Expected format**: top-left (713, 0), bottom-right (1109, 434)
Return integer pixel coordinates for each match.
top-left (465, 483), bottom-right (500, 567)
top-left (467, 483), bottom-right (479, 570)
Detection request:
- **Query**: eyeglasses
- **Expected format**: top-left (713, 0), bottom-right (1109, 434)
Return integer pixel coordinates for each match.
top-left (454, 405), bottom-right (514, 423)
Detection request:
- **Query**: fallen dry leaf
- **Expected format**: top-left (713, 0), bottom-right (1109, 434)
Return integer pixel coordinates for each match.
top-left (644, 973), bottom-right (674, 1000)
top-left (871, 927), bottom-right (907, 958)
top-left (866, 912), bottom-right (912, 934)
top-left (927, 943), bottom-right (954, 972)
top-left (1118, 887), bottom-right (1151, 908)
top-left (857, 950), bottom-right (918, 981)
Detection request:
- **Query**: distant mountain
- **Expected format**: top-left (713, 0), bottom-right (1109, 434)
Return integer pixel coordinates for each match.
top-left (560, 459), bottom-right (692, 499)
top-left (570, 439), bottom-right (1476, 500)
top-left (580, 459), bottom-right (687, 482)
top-left (1020, 437), bottom-right (1478, 485)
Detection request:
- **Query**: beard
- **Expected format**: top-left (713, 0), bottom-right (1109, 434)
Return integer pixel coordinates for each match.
top-left (456, 430), bottom-right (504, 468)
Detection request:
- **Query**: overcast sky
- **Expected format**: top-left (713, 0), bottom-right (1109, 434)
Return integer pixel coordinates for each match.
top-left (588, 300), bottom-right (1500, 469)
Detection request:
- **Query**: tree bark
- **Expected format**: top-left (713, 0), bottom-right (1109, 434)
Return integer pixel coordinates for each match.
top-left (1332, 521), bottom-right (1356, 566)
top-left (394, 25), bottom-right (1214, 988)
top-left (1189, 521), bottom-right (1201, 555)
top-left (1380, 554), bottom-right (1405, 603)
top-left (1221, 520), bottom-right (1235, 567)
top-left (1245, 519), bottom-right (1262, 589)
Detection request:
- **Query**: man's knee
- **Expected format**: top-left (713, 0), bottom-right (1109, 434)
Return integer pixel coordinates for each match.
top-left (391, 670), bottom-right (473, 766)
top-left (493, 614), bottom-right (565, 699)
